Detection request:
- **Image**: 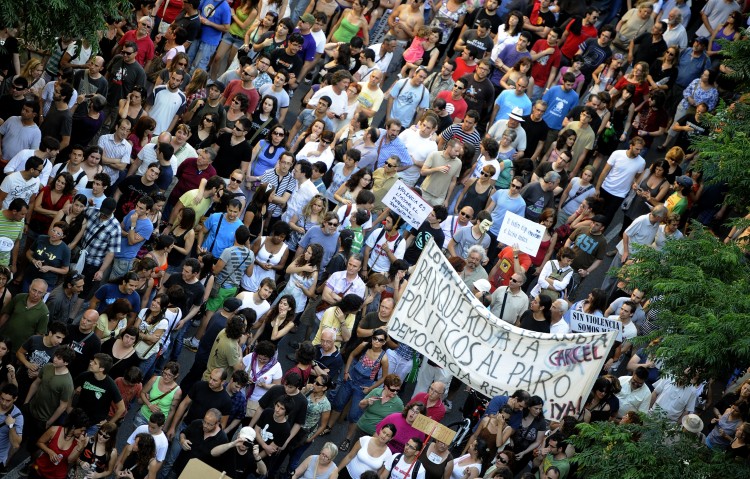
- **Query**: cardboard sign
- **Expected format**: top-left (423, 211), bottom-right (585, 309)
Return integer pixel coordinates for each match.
top-left (570, 310), bottom-right (624, 342)
top-left (388, 238), bottom-right (617, 420)
top-left (496, 212), bottom-right (546, 256)
top-left (382, 179), bottom-right (433, 229)
top-left (412, 414), bottom-right (457, 445)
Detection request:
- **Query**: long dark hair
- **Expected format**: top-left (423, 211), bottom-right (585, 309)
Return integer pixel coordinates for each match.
top-left (0, 336), bottom-right (13, 369)
top-left (146, 293), bottom-right (169, 324)
top-left (344, 168), bottom-right (373, 191)
top-left (261, 294), bottom-right (297, 328)
top-left (297, 243), bottom-right (324, 278)
top-left (133, 433), bottom-right (156, 471)
top-left (177, 207), bottom-right (196, 231)
top-left (536, 295), bottom-right (552, 322)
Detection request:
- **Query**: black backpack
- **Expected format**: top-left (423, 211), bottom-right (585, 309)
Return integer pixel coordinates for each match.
top-left (389, 454), bottom-right (422, 479)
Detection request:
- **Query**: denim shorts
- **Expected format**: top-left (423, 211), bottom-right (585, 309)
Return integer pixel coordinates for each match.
top-left (222, 32), bottom-right (245, 48)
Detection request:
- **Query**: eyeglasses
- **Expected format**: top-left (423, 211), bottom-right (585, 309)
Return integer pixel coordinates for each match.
top-left (404, 443), bottom-right (417, 450)
top-left (272, 131), bottom-right (285, 136)
top-left (230, 178), bottom-right (242, 183)
top-left (122, 50), bottom-right (135, 55)
top-left (496, 455), bottom-right (507, 464)
top-left (372, 337), bottom-right (386, 343)
top-left (387, 387), bottom-right (400, 392)
top-left (510, 183), bottom-right (523, 189)
top-left (13, 85), bottom-right (25, 90)
top-left (234, 127), bottom-right (245, 133)
top-left (321, 139), bottom-right (332, 144)
top-left (453, 85), bottom-right (464, 89)
top-left (259, 61), bottom-right (271, 67)
top-left (510, 278), bottom-right (521, 283)
top-left (204, 117), bottom-right (214, 123)
top-left (326, 221), bottom-right (339, 227)
top-left (385, 162), bottom-right (397, 168)
top-left (314, 381), bottom-right (326, 386)
top-left (242, 71), bottom-right (253, 76)
top-left (480, 172), bottom-right (491, 177)
top-left (459, 212), bottom-right (472, 217)
top-left (99, 431), bottom-right (110, 438)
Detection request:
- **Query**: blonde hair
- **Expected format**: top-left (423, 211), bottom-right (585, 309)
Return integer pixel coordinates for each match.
top-left (666, 146), bottom-right (685, 165)
top-left (21, 58), bottom-right (43, 80)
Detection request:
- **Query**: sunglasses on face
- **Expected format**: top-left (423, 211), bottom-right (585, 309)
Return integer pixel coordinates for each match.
top-left (326, 221), bottom-right (339, 227)
top-left (480, 171), bottom-right (491, 177)
top-left (387, 387), bottom-right (400, 392)
top-left (385, 162), bottom-right (397, 167)
top-left (229, 178), bottom-right (242, 183)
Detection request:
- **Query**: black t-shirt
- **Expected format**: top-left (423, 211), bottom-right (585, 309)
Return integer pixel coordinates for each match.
top-left (404, 222), bottom-right (446, 265)
top-left (247, 111), bottom-right (278, 148)
top-left (270, 48), bottom-right (303, 78)
top-left (0, 95), bottom-right (24, 120)
top-left (255, 407), bottom-right (291, 447)
top-left (258, 385), bottom-right (308, 427)
top-left (99, 338), bottom-right (142, 379)
top-left (186, 381), bottom-right (233, 423)
top-left (565, 105), bottom-right (602, 135)
top-left (115, 176), bottom-right (159, 221)
top-left (520, 182), bottom-right (554, 222)
top-left (675, 113), bottom-right (707, 153)
top-left (163, 275), bottom-right (205, 318)
top-left (521, 116), bottom-right (550, 158)
top-left (64, 326), bottom-right (102, 379)
top-left (73, 70), bottom-right (109, 98)
top-left (173, 12), bottom-right (202, 43)
top-left (460, 74), bottom-right (495, 123)
top-left (519, 310), bottom-right (551, 333)
top-left (534, 162), bottom-right (569, 191)
top-left (460, 30), bottom-right (494, 58)
top-left (213, 132), bottom-right (253, 178)
top-left (176, 418), bottom-right (228, 473)
top-left (18, 335), bottom-right (58, 380)
top-left (106, 57), bottom-right (146, 104)
top-left (632, 33), bottom-right (667, 68)
top-left (74, 371), bottom-right (123, 423)
top-left (466, 8), bottom-right (503, 35)
top-left (218, 447), bottom-right (258, 478)
top-left (40, 107), bottom-right (72, 141)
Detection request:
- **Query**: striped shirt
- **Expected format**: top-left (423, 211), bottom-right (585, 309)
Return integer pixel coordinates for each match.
top-left (440, 124), bottom-right (482, 150)
top-left (97, 134), bottom-right (132, 185)
top-left (216, 245), bottom-right (253, 288)
top-left (260, 168), bottom-right (295, 218)
top-left (375, 130), bottom-right (411, 169)
top-left (82, 207), bottom-right (122, 267)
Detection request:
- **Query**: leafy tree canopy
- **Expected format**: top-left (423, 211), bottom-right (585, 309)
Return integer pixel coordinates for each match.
top-left (569, 415), bottom-right (750, 479)
top-left (0, 0), bottom-right (130, 51)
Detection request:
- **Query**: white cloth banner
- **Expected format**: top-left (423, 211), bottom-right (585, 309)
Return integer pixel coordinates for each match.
top-left (389, 238), bottom-right (617, 420)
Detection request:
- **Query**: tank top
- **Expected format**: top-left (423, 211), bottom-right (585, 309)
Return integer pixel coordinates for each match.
top-left (333, 16), bottom-right (361, 43)
top-left (139, 376), bottom-right (179, 420)
top-left (229, 7), bottom-right (253, 37)
top-left (32, 426), bottom-right (78, 479)
top-left (300, 456), bottom-right (337, 479)
top-left (459, 181), bottom-right (492, 214)
top-left (167, 227), bottom-right (190, 265)
top-left (72, 437), bottom-right (110, 479)
top-left (122, 454), bottom-right (153, 479)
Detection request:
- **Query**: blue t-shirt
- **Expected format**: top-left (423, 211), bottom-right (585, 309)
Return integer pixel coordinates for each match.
top-left (484, 395), bottom-right (523, 430)
top-left (201, 212), bottom-right (243, 256)
top-left (298, 226), bottom-right (340, 269)
top-left (541, 86), bottom-right (579, 130)
top-left (199, 0), bottom-right (232, 45)
top-left (294, 29), bottom-right (317, 62)
top-left (488, 190), bottom-right (527, 235)
top-left (116, 212), bottom-right (154, 260)
top-left (494, 90), bottom-right (532, 123)
top-left (0, 405), bottom-right (23, 463)
top-left (94, 283), bottom-right (141, 313)
top-left (388, 79), bottom-right (430, 128)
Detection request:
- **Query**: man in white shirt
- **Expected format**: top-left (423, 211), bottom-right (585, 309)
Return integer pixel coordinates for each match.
top-left (146, 69), bottom-right (188, 135)
top-left (3, 136), bottom-right (60, 189)
top-left (307, 70), bottom-right (353, 131)
top-left (282, 160), bottom-right (318, 223)
top-left (490, 272), bottom-right (529, 325)
top-left (98, 118), bottom-right (133, 188)
top-left (549, 299), bottom-right (570, 334)
top-left (362, 213), bottom-right (406, 274)
top-left (397, 115), bottom-right (439, 187)
top-left (596, 136), bottom-right (646, 223)
top-left (368, 36), bottom-right (399, 81)
top-left (383, 437), bottom-right (426, 479)
top-left (608, 300), bottom-right (639, 340)
top-left (116, 412), bottom-right (169, 473)
top-left (0, 156), bottom-right (43, 209)
top-left (616, 367), bottom-right (651, 418)
top-left (661, 9), bottom-right (689, 50)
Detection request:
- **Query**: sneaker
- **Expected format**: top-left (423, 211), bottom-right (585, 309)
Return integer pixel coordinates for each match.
top-left (183, 337), bottom-right (199, 352)
top-left (191, 319), bottom-right (201, 327)
top-left (339, 438), bottom-right (351, 452)
top-left (444, 399), bottom-right (453, 411)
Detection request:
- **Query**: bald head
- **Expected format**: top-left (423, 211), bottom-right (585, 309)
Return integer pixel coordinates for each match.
top-left (80, 309), bottom-right (100, 332)
top-left (158, 131), bottom-right (172, 143)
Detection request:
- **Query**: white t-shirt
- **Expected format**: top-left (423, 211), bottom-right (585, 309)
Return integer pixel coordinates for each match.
top-left (386, 455), bottom-right (426, 479)
top-left (127, 425), bottom-right (169, 461)
top-left (65, 42), bottom-right (93, 67)
top-left (337, 203), bottom-right (373, 230)
top-left (606, 315), bottom-right (638, 340)
top-left (282, 180), bottom-right (319, 223)
top-left (241, 355), bottom-right (283, 402)
top-left (4, 149), bottom-right (53, 188)
top-left (0, 172), bottom-right (41, 209)
top-left (311, 30), bottom-right (326, 54)
top-left (346, 436), bottom-right (394, 479)
top-left (368, 44), bottom-right (394, 73)
top-left (297, 142), bottom-right (335, 169)
top-left (237, 291), bottom-right (271, 320)
top-left (50, 162), bottom-right (89, 194)
top-left (470, 154), bottom-right (501, 181)
top-left (365, 227), bottom-right (406, 273)
top-left (309, 85), bottom-right (348, 117)
top-left (149, 86), bottom-right (187, 135)
top-left (397, 128), bottom-right (438, 186)
top-left (601, 150), bottom-right (646, 198)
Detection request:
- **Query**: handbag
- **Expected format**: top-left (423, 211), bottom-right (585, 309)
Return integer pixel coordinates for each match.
top-left (540, 261), bottom-right (570, 301)
top-left (134, 321), bottom-right (164, 360)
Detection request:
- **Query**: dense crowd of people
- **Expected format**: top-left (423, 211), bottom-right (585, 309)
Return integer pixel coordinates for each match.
top-left (0, 0), bottom-right (748, 477)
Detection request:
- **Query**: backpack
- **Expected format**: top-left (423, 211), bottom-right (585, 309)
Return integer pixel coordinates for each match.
top-left (389, 454), bottom-right (422, 479)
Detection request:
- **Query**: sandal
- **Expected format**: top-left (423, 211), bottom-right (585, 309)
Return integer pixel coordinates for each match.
top-left (339, 439), bottom-right (351, 452)
top-left (320, 425), bottom-right (332, 436)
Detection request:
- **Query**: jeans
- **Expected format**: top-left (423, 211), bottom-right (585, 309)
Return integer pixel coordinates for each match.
top-left (159, 422), bottom-right (186, 479)
top-left (290, 0), bottom-right (311, 23)
top-left (531, 84), bottom-right (545, 103)
top-left (169, 324), bottom-right (189, 361)
top-left (188, 40), bottom-right (219, 74)
top-left (110, 257), bottom-right (134, 281)
top-left (601, 252), bottom-right (623, 296)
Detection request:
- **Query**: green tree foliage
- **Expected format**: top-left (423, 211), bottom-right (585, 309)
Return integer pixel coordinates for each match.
top-left (568, 415), bottom-right (750, 479)
top-left (622, 227), bottom-right (750, 384)
top-left (0, 0), bottom-right (130, 51)
top-left (690, 31), bottom-right (750, 210)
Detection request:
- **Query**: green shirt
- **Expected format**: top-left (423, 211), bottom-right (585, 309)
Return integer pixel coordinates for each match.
top-left (0, 294), bottom-right (49, 353)
top-left (537, 454), bottom-right (571, 479)
top-left (29, 363), bottom-right (74, 422)
top-left (203, 329), bottom-right (241, 380)
top-left (357, 387), bottom-right (404, 435)
top-left (349, 226), bottom-right (364, 254)
top-left (180, 189), bottom-right (213, 225)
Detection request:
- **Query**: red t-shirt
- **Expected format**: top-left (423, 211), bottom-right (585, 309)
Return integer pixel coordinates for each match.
top-left (223, 79), bottom-right (261, 114)
top-left (118, 30), bottom-right (155, 67)
top-left (530, 39), bottom-right (562, 88)
top-left (452, 57), bottom-right (477, 82)
top-left (561, 22), bottom-right (597, 59)
top-left (612, 77), bottom-right (650, 107)
top-left (409, 392), bottom-right (447, 422)
top-left (437, 90), bottom-right (468, 121)
top-left (155, 0), bottom-right (184, 23)
top-left (489, 246), bottom-right (532, 291)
